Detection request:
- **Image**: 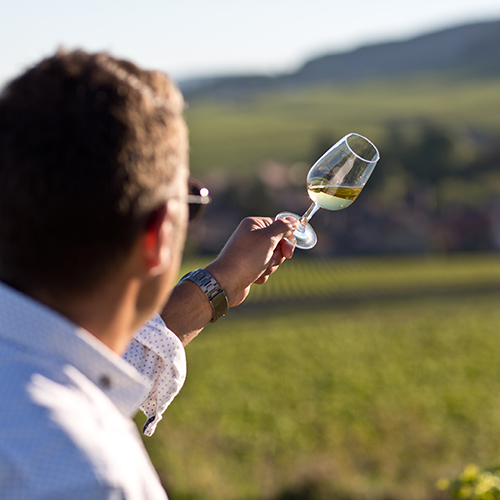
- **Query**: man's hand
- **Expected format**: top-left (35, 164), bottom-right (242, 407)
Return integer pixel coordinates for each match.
top-left (161, 216), bottom-right (296, 345)
top-left (205, 216), bottom-right (297, 307)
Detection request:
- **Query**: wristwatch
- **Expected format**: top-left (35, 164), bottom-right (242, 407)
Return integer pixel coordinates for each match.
top-left (178, 268), bottom-right (229, 322)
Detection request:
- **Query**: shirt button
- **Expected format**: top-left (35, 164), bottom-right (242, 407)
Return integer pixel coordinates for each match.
top-left (99, 375), bottom-right (112, 389)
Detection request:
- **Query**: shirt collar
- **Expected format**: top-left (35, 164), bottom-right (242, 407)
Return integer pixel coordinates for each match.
top-left (0, 281), bottom-right (152, 417)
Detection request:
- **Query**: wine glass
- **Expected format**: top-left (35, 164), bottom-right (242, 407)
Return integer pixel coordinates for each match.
top-left (277, 133), bottom-right (380, 250)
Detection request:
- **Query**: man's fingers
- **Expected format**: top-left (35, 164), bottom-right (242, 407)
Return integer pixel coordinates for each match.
top-left (279, 236), bottom-right (295, 259)
top-left (252, 218), bottom-right (296, 285)
top-left (254, 259), bottom-right (283, 285)
top-left (254, 275), bottom-right (269, 285)
top-left (260, 217), bottom-right (297, 242)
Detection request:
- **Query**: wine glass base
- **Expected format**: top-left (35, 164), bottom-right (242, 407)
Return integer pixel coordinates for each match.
top-left (276, 211), bottom-right (317, 250)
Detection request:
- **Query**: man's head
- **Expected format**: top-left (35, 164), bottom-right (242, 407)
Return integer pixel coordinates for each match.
top-left (0, 50), bottom-right (189, 298)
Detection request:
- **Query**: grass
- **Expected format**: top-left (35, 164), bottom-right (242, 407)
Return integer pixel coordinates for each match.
top-left (138, 254), bottom-right (500, 500)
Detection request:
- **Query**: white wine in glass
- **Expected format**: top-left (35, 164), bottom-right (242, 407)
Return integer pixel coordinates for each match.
top-left (277, 133), bottom-right (380, 250)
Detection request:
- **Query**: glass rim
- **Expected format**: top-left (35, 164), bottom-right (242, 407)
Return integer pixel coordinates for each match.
top-left (344, 133), bottom-right (380, 164)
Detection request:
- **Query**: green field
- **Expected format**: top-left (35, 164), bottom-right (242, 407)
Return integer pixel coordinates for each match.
top-left (185, 76), bottom-right (500, 175)
top-left (138, 253), bottom-right (500, 500)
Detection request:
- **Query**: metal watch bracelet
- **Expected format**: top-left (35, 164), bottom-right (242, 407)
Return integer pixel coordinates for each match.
top-left (178, 268), bottom-right (229, 322)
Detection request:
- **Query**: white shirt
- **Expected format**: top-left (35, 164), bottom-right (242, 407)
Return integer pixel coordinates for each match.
top-left (0, 281), bottom-right (187, 499)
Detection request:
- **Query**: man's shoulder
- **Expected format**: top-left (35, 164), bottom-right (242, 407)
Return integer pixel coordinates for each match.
top-left (0, 343), bottom-right (167, 499)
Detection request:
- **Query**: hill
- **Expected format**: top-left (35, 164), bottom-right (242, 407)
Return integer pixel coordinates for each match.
top-left (180, 19), bottom-right (500, 99)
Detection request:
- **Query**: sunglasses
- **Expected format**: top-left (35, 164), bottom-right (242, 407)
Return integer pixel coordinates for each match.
top-left (187, 178), bottom-right (211, 223)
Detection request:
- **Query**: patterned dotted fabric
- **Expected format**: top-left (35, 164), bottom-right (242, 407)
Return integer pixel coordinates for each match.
top-left (0, 282), bottom-right (185, 499)
top-left (125, 315), bottom-right (186, 436)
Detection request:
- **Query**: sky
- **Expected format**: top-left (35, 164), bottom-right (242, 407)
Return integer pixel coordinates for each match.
top-left (1, 0), bottom-right (500, 87)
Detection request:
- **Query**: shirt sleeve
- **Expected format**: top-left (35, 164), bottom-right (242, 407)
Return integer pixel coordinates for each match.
top-left (123, 314), bottom-right (187, 436)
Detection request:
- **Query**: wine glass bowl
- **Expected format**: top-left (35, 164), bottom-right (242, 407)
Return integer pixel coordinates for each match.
top-left (277, 133), bottom-right (380, 250)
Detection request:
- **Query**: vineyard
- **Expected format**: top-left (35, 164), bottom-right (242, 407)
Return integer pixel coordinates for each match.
top-left (139, 253), bottom-right (500, 500)
top-left (180, 252), bottom-right (500, 307)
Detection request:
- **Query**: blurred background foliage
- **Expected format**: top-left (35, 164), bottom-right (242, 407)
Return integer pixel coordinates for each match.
top-left (183, 77), bottom-right (500, 258)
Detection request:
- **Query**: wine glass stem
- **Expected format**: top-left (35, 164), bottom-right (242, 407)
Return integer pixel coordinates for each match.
top-left (297, 202), bottom-right (320, 230)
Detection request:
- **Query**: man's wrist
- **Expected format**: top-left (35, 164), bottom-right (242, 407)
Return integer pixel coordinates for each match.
top-left (204, 261), bottom-right (240, 307)
top-left (178, 268), bottom-right (229, 322)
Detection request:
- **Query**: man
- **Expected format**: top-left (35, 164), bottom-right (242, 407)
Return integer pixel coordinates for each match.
top-left (0, 50), bottom-right (296, 498)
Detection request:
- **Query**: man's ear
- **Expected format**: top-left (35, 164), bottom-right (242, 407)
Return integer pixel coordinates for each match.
top-left (142, 205), bottom-right (172, 275)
